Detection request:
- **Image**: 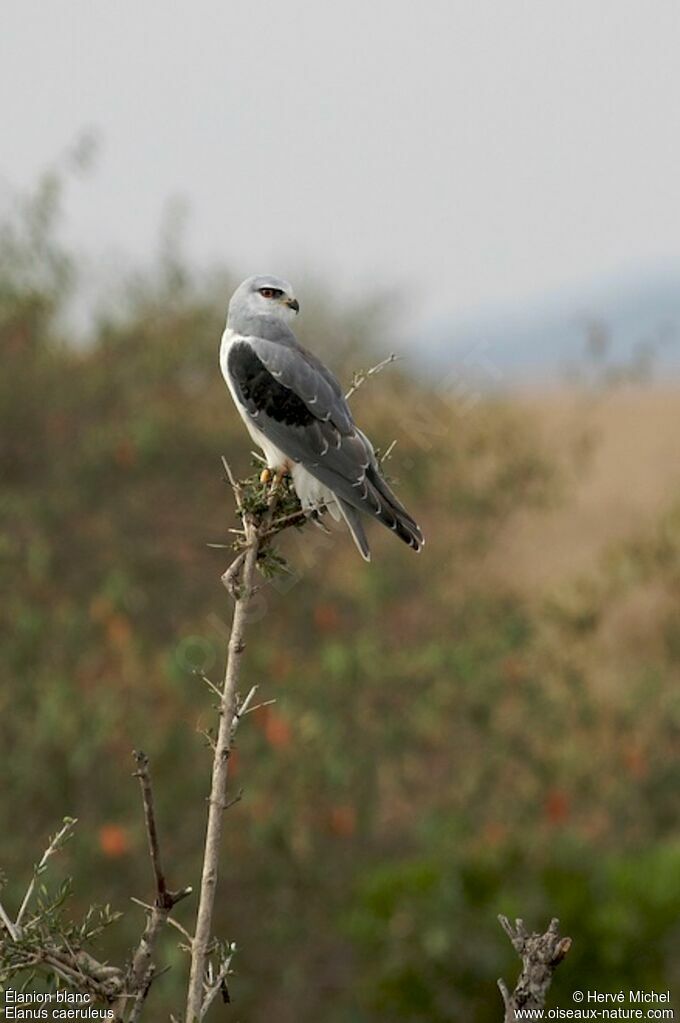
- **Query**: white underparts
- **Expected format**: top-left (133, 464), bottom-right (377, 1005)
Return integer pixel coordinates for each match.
top-left (220, 328), bottom-right (341, 522)
top-left (291, 463), bottom-right (342, 522)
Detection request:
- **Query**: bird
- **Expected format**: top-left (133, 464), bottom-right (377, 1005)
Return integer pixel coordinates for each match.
top-left (219, 274), bottom-right (424, 561)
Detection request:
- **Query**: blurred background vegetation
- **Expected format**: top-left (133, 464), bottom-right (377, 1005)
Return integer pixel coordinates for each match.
top-left (1, 170), bottom-right (679, 1021)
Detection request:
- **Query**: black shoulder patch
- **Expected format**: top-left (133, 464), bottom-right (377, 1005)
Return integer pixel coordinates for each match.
top-left (228, 342), bottom-right (314, 428)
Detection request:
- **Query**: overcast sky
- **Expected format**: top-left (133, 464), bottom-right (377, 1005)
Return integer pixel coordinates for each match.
top-left (2, 0), bottom-right (679, 329)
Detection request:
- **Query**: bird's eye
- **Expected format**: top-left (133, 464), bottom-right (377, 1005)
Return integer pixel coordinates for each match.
top-left (259, 287), bottom-right (282, 299)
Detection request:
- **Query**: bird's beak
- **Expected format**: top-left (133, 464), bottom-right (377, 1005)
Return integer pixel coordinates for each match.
top-left (285, 297), bottom-right (300, 313)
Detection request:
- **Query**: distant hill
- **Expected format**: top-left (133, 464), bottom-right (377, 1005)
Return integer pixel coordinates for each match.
top-left (421, 270), bottom-right (680, 384)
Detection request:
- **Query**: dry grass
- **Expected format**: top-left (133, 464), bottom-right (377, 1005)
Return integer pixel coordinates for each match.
top-left (491, 384), bottom-right (680, 593)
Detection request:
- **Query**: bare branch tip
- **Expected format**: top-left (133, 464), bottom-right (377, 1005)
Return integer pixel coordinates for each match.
top-left (497, 977), bottom-right (512, 1009)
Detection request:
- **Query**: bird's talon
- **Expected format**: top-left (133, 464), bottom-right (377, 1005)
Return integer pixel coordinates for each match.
top-left (271, 468), bottom-right (287, 490)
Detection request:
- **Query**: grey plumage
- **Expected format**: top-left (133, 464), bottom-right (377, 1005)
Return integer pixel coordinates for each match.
top-left (220, 275), bottom-right (424, 560)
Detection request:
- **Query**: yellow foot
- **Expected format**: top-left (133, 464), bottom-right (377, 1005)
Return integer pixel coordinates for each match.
top-left (260, 468), bottom-right (272, 485)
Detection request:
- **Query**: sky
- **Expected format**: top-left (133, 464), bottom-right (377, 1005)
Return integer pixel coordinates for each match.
top-left (2, 0), bottom-right (680, 332)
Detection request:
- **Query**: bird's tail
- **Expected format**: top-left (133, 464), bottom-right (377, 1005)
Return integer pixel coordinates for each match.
top-left (337, 499), bottom-right (371, 562)
top-left (363, 465), bottom-right (424, 552)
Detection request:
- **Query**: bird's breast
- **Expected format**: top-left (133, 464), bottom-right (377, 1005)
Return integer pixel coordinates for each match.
top-left (220, 329), bottom-right (291, 471)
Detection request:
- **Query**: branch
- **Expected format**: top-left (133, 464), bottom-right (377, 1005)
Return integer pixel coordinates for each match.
top-left (497, 916), bottom-right (572, 1021)
top-left (221, 550), bottom-right (247, 597)
top-left (35, 948), bottom-right (122, 1002)
top-left (200, 942), bottom-right (236, 1018)
top-left (185, 462), bottom-right (307, 1021)
top-left (221, 457), bottom-right (244, 514)
top-left (345, 352), bottom-right (399, 401)
top-left (14, 817), bottom-right (77, 935)
top-left (110, 753), bottom-right (191, 1021)
top-left (0, 900), bottom-right (18, 942)
top-left (260, 507), bottom-right (308, 540)
top-left (184, 505), bottom-right (263, 1022)
top-left (133, 750), bottom-right (191, 911)
top-left (1, 842), bottom-right (125, 1006)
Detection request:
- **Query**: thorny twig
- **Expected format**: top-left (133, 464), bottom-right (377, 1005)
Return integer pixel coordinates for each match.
top-left (14, 817), bottom-right (77, 936)
top-left (238, 697), bottom-right (277, 717)
top-left (231, 684), bottom-right (259, 731)
top-left (221, 550), bottom-right (247, 597)
top-left (185, 487), bottom-right (271, 1022)
top-left (345, 352), bottom-right (399, 400)
top-left (186, 463), bottom-right (310, 1020)
top-left (131, 898), bottom-right (194, 948)
top-left (201, 943), bottom-right (236, 1018)
top-left (260, 507), bottom-right (308, 539)
top-left (134, 751), bottom-right (172, 909)
top-left (133, 753), bottom-right (193, 923)
top-left (199, 673), bottom-right (222, 700)
top-left (110, 752), bottom-right (192, 1021)
top-left (0, 900), bottom-right (18, 942)
top-left (0, 820), bottom-right (126, 1008)
top-left (221, 457), bottom-right (244, 514)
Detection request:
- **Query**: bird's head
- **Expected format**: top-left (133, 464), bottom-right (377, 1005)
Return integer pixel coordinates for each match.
top-left (228, 275), bottom-right (300, 328)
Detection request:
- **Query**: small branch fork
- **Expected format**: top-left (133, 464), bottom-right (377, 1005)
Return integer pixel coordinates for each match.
top-left (497, 916), bottom-right (572, 1021)
top-left (134, 750), bottom-right (191, 912)
top-left (109, 752), bottom-right (192, 1022)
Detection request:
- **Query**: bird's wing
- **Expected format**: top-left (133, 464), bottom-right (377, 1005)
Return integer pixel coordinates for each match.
top-left (227, 333), bottom-right (423, 551)
top-left (228, 334), bottom-right (361, 462)
top-left (247, 333), bottom-right (354, 433)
